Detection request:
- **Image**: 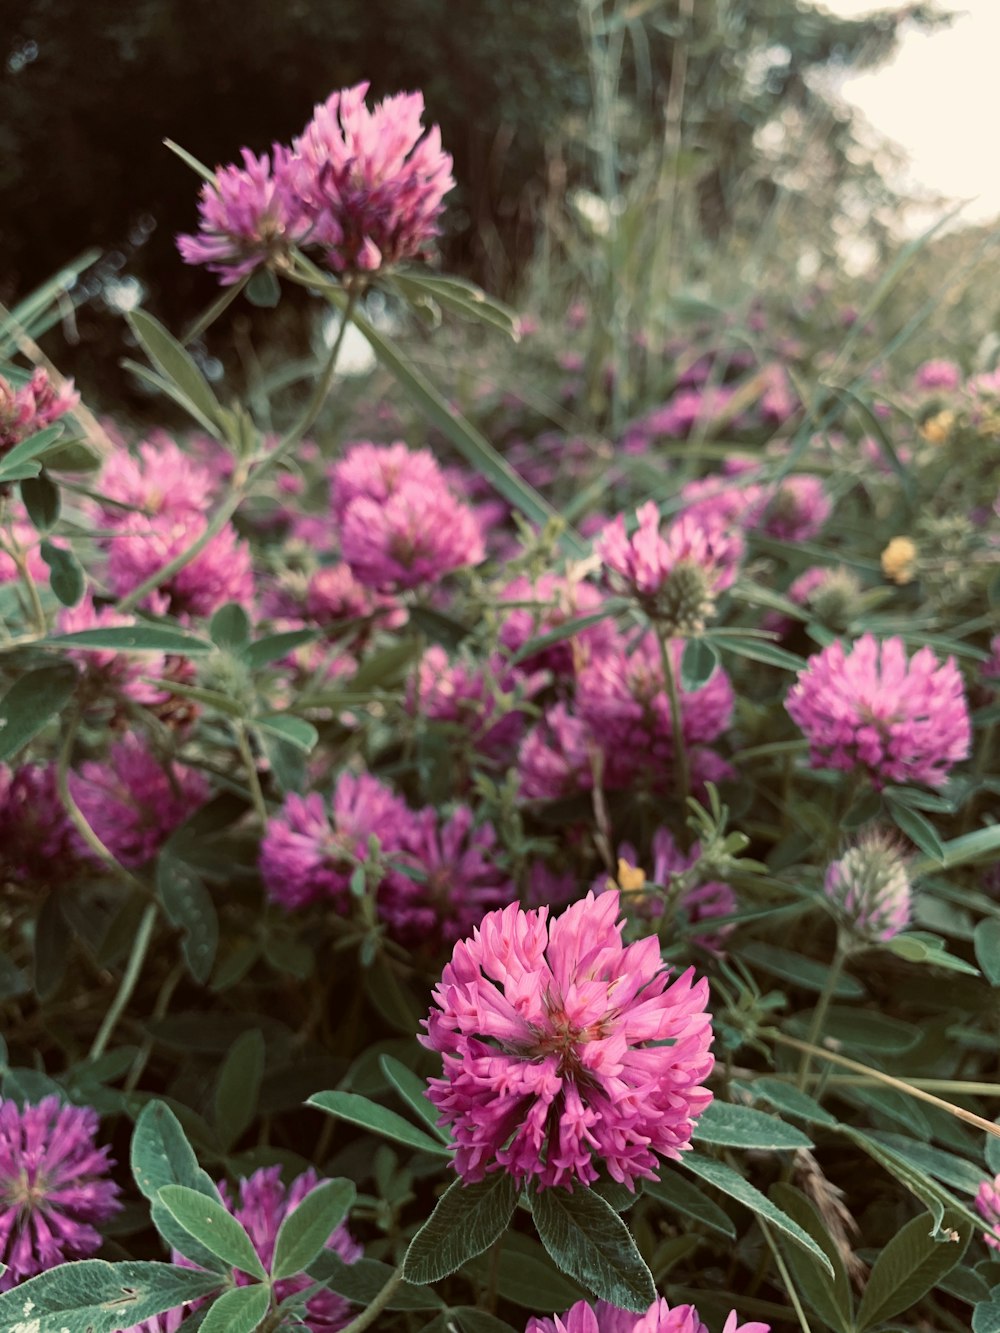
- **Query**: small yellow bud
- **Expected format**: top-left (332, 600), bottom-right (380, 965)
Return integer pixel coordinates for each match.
top-left (919, 410), bottom-right (954, 445)
top-left (881, 536), bottom-right (918, 585)
top-left (616, 858), bottom-right (647, 892)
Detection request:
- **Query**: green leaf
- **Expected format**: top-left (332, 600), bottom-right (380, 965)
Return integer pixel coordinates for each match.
top-left (682, 1153), bottom-right (834, 1276)
top-left (255, 713), bottom-right (319, 753)
top-left (886, 795), bottom-right (944, 863)
top-left (936, 825), bottom-right (1000, 871)
top-left (447, 1310), bottom-right (520, 1333)
top-left (870, 1132), bottom-right (986, 1195)
top-left (462, 1231), bottom-right (589, 1309)
top-left (403, 1173), bottom-right (518, 1284)
top-left (692, 1100), bottom-right (812, 1150)
top-left (0, 1259), bottom-right (222, 1333)
top-left (987, 1119), bottom-right (1000, 1177)
top-left (307, 1252), bottom-right (444, 1310)
top-left (509, 606), bottom-right (625, 668)
top-left (20, 472), bottom-right (60, 530)
top-left (199, 1282), bottom-right (270, 1333)
top-left (210, 602), bottom-right (252, 651)
top-left (740, 941), bottom-right (865, 998)
top-left (271, 1177), bottom-right (356, 1280)
top-left (158, 1183), bottom-right (268, 1278)
top-left (128, 308), bottom-right (222, 428)
top-left (841, 1128), bottom-right (955, 1238)
top-left (887, 932), bottom-right (980, 976)
top-left (40, 538), bottom-right (85, 606)
top-left (157, 855), bottom-right (219, 984)
top-left (679, 637), bottom-right (720, 691)
top-left (246, 267), bottom-right (282, 308)
top-left (713, 635), bottom-right (805, 671)
top-left (745, 1078), bottom-right (839, 1128)
top-left (33, 890), bottom-right (71, 1000)
top-left (347, 301), bottom-right (583, 551)
top-left (48, 623), bottom-right (215, 654)
top-left (643, 1170), bottom-right (736, 1238)
top-left (856, 1208), bottom-right (971, 1330)
top-left (243, 628), bottom-right (320, 670)
top-left (975, 920), bottom-right (1000, 986)
top-left (378, 1055), bottom-right (451, 1143)
top-left (0, 423), bottom-right (65, 481)
top-left (214, 1029), bottom-right (266, 1151)
top-left (409, 604), bottom-right (472, 650)
top-left (130, 1099), bottom-right (221, 1204)
top-left (974, 1299), bottom-right (1000, 1333)
top-left (307, 1090), bottom-right (452, 1157)
top-left (531, 1183), bottom-right (655, 1312)
top-left (792, 1007), bottom-right (920, 1054)
top-left (769, 1183), bottom-right (854, 1333)
top-left (0, 661), bottom-right (78, 762)
top-left (391, 269), bottom-right (520, 339)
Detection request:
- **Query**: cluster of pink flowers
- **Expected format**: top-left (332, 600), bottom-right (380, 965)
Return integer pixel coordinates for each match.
top-left (0, 763), bottom-right (78, 886)
top-left (678, 465), bottom-right (830, 545)
top-left (69, 732), bottom-right (209, 868)
top-left (421, 890), bottom-right (714, 1190)
top-left (330, 440), bottom-right (484, 591)
top-left (786, 634), bottom-right (971, 790)
top-left (260, 770), bottom-right (516, 947)
top-left (0, 1096), bottom-right (121, 1290)
top-left (57, 596), bottom-right (170, 711)
top-left (407, 645), bottom-right (543, 763)
top-left (0, 368), bottom-right (78, 458)
top-left (179, 81), bottom-right (454, 281)
top-left (527, 1301), bottom-right (769, 1333)
top-left (976, 1174), bottom-right (1000, 1251)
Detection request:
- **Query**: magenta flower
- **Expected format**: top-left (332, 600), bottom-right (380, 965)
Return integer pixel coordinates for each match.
top-left (786, 633), bottom-right (971, 789)
top-left (420, 889), bottom-right (714, 1191)
top-left (260, 772), bottom-right (413, 912)
top-left (527, 1299), bottom-right (769, 1333)
top-left (914, 359), bottom-right (961, 392)
top-left (97, 436), bottom-right (218, 527)
top-left (407, 646), bottom-right (541, 761)
top-left (0, 368), bottom-right (78, 457)
top-left (601, 828), bottom-right (736, 949)
top-left (596, 503), bottom-right (743, 630)
top-left (0, 762), bottom-right (79, 886)
top-left (330, 441), bottom-right (446, 524)
top-left (757, 474), bottom-right (830, 543)
top-left (105, 512), bottom-right (254, 619)
top-left (976, 1175), bottom-right (1000, 1251)
top-left (69, 733), bottom-right (209, 868)
top-left (177, 146), bottom-right (309, 282)
top-left (293, 81), bottom-right (454, 273)
top-left (57, 596), bottom-right (169, 709)
top-left (339, 478), bottom-right (484, 591)
top-left (0, 1096), bottom-right (121, 1290)
top-left (824, 831), bottom-right (911, 944)
top-left (379, 805), bottom-right (517, 948)
top-left (517, 704), bottom-right (598, 801)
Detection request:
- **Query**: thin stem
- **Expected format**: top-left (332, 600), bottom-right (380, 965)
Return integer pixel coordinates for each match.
top-left (657, 631), bottom-right (690, 824)
top-left (89, 901), bottom-right (158, 1060)
top-left (796, 947), bottom-right (846, 1091)
top-left (773, 1029), bottom-right (1000, 1138)
top-left (338, 1263), bottom-right (404, 1333)
top-left (758, 1218), bottom-right (814, 1333)
top-left (0, 528), bottom-right (47, 633)
top-left (236, 721), bottom-right (268, 826)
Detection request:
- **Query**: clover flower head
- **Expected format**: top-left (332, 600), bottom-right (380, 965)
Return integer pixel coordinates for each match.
top-left (786, 633), bottom-right (971, 789)
top-left (0, 1095), bottom-right (121, 1290)
top-left (824, 830), bottom-right (911, 944)
top-left (976, 1174), bottom-right (1000, 1251)
top-left (526, 1299), bottom-right (769, 1333)
top-left (421, 889), bottom-right (714, 1191)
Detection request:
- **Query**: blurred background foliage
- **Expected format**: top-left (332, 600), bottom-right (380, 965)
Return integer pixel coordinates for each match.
top-left (0, 0), bottom-right (952, 407)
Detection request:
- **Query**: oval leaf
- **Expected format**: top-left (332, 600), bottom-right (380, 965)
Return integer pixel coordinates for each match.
top-left (157, 1183), bottom-right (267, 1279)
top-left (199, 1282), bottom-right (270, 1333)
top-left (307, 1089), bottom-right (452, 1157)
top-left (214, 1028), bottom-right (266, 1151)
top-left (48, 624), bottom-right (214, 654)
top-left (692, 1100), bottom-right (813, 1150)
top-left (856, 1208), bottom-right (971, 1330)
top-left (0, 661), bottom-right (78, 763)
top-left (271, 1177), bottom-right (356, 1280)
top-left (128, 308), bottom-right (222, 428)
top-left (531, 1184), bottom-right (656, 1313)
top-left (680, 638), bottom-right (720, 691)
top-left (0, 1259), bottom-right (221, 1333)
top-left (975, 920), bottom-right (1000, 987)
top-left (403, 1173), bottom-right (518, 1284)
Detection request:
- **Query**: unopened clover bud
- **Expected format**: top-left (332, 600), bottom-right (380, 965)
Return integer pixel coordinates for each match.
top-left (824, 830), bottom-right (911, 946)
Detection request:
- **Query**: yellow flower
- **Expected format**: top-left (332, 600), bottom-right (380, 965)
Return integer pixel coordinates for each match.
top-left (919, 410), bottom-right (954, 445)
top-left (881, 536), bottom-right (918, 585)
top-left (616, 858), bottom-right (647, 892)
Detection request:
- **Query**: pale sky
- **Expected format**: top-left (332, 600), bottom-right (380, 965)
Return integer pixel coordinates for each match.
top-left (820, 0), bottom-right (1000, 225)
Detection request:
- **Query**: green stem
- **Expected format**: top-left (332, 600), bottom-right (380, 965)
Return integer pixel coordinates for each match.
top-left (0, 527), bottom-right (46, 633)
top-left (89, 901), bottom-right (158, 1060)
top-left (657, 631), bottom-right (690, 825)
top-left (236, 721), bottom-right (268, 826)
top-left (795, 946), bottom-right (845, 1091)
top-left (338, 1263), bottom-right (404, 1333)
top-left (757, 1218), bottom-right (814, 1333)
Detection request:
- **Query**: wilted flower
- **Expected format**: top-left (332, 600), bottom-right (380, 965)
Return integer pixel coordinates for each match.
top-left (596, 503), bottom-right (743, 632)
top-left (421, 889), bottom-right (714, 1190)
top-left (919, 410), bottom-right (955, 445)
top-left (880, 536), bottom-right (918, 585)
top-left (69, 732), bottom-right (209, 868)
top-left (526, 1299), bottom-right (769, 1333)
top-left (0, 1095), bottom-right (121, 1290)
top-left (976, 1175), bottom-right (1000, 1251)
top-left (786, 634), bottom-right (970, 789)
top-left (177, 146), bottom-right (309, 282)
top-left (293, 81), bottom-right (454, 273)
top-left (824, 831), bottom-right (911, 944)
